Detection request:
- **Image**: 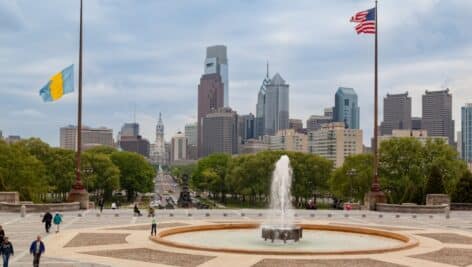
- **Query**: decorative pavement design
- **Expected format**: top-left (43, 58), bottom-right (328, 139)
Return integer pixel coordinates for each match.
top-left (2, 209), bottom-right (472, 266)
top-left (411, 247), bottom-right (472, 266)
top-left (252, 258), bottom-right (406, 267)
top-left (64, 233), bottom-right (130, 247)
top-left (82, 248), bottom-right (215, 267)
top-left (416, 233), bottom-right (472, 244)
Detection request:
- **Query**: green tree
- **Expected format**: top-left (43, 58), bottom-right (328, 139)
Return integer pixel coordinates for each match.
top-left (452, 171), bottom-right (472, 203)
top-left (424, 164), bottom-right (446, 195)
top-left (192, 153), bottom-right (232, 202)
top-left (110, 151), bottom-right (155, 201)
top-left (82, 152), bottom-right (120, 201)
top-left (329, 154), bottom-right (373, 202)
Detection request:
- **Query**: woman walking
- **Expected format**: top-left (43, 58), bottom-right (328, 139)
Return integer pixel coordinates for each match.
top-left (0, 237), bottom-right (14, 267)
top-left (53, 213), bottom-right (63, 233)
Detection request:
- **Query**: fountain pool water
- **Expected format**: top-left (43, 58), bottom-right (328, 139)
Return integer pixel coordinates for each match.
top-left (261, 155), bottom-right (302, 243)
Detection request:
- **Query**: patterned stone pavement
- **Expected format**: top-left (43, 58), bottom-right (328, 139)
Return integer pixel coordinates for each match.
top-left (0, 209), bottom-right (471, 266)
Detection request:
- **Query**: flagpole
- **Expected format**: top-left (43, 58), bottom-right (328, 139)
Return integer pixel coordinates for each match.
top-left (69, 0), bottom-right (89, 209)
top-left (371, 0), bottom-right (381, 192)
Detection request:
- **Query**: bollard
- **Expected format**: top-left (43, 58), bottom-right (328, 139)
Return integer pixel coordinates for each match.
top-left (310, 214), bottom-right (315, 218)
top-left (327, 214), bottom-right (332, 218)
top-left (114, 213), bottom-right (119, 217)
top-left (344, 214), bottom-right (349, 218)
top-left (445, 214), bottom-right (450, 219)
top-left (412, 215), bottom-right (417, 219)
top-left (429, 215), bottom-right (433, 219)
top-left (395, 214), bottom-right (400, 218)
top-left (258, 213), bottom-right (263, 217)
top-left (78, 213), bottom-right (83, 217)
top-left (20, 205), bottom-right (26, 218)
top-left (362, 214), bottom-right (366, 218)
top-left (188, 213), bottom-right (192, 217)
top-left (378, 214), bottom-right (383, 218)
top-left (223, 213), bottom-right (227, 217)
top-left (294, 214), bottom-right (298, 217)
top-left (241, 213), bottom-right (245, 217)
top-left (169, 213), bottom-right (174, 217)
top-left (205, 213), bottom-right (210, 217)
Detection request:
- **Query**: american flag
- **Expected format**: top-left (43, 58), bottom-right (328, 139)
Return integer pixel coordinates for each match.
top-left (350, 8), bottom-right (376, 34)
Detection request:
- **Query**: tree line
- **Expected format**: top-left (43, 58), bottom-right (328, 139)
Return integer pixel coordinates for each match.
top-left (171, 138), bottom-right (472, 206)
top-left (0, 138), bottom-right (155, 202)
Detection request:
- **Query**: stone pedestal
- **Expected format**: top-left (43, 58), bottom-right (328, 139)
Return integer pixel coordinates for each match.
top-left (364, 191), bottom-right (387, 211)
top-left (68, 189), bottom-right (89, 210)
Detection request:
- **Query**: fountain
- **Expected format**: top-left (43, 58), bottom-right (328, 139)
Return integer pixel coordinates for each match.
top-left (261, 155), bottom-right (302, 243)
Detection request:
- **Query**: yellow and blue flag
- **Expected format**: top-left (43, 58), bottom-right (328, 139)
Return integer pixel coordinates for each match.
top-left (39, 65), bottom-right (74, 102)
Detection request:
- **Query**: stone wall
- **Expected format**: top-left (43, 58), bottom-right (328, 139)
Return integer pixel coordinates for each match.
top-left (376, 203), bottom-right (448, 214)
top-left (0, 192), bottom-right (20, 204)
top-left (450, 203), bottom-right (472, 210)
top-left (426, 194), bottom-right (450, 206)
top-left (0, 202), bottom-right (81, 212)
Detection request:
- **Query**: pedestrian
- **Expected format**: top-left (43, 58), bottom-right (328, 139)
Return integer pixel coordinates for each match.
top-left (42, 211), bottom-right (53, 233)
top-left (98, 198), bottom-right (104, 213)
top-left (133, 204), bottom-right (142, 217)
top-left (53, 212), bottom-right (63, 233)
top-left (0, 236), bottom-right (14, 267)
top-left (0, 226), bottom-right (4, 244)
top-left (29, 236), bottom-right (45, 267)
top-left (116, 199), bottom-right (121, 209)
top-left (151, 216), bottom-right (157, 236)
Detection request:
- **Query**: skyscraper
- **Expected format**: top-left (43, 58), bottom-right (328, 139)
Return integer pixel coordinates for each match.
top-left (289, 119), bottom-right (303, 131)
top-left (150, 113), bottom-right (166, 166)
top-left (333, 87), bottom-right (360, 129)
top-left (60, 125), bottom-right (114, 151)
top-left (239, 113), bottom-right (255, 143)
top-left (197, 73), bottom-right (224, 157)
top-left (422, 89), bottom-right (454, 145)
top-left (380, 92), bottom-right (412, 135)
top-left (184, 123), bottom-right (197, 146)
top-left (205, 45), bottom-right (229, 107)
top-left (461, 104), bottom-right (472, 162)
top-left (170, 131), bottom-right (188, 163)
top-left (255, 63), bottom-right (271, 138)
top-left (201, 107), bottom-right (239, 157)
top-left (120, 123), bottom-right (139, 137)
top-left (118, 122), bottom-right (150, 157)
top-left (264, 73), bottom-right (289, 136)
top-left (306, 115), bottom-right (332, 131)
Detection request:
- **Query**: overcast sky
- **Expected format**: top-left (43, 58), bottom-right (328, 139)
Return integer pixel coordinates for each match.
top-left (1, 0), bottom-right (472, 146)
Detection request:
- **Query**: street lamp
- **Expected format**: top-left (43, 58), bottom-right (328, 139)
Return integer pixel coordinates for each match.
top-left (347, 168), bottom-right (357, 203)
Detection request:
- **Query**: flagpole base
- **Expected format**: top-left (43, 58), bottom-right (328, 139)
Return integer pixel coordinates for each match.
top-left (364, 190), bottom-right (386, 211)
top-left (68, 188), bottom-right (89, 210)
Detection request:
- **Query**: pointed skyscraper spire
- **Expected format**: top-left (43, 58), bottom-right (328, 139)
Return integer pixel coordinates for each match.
top-left (158, 112), bottom-right (163, 124)
top-left (266, 60), bottom-right (269, 79)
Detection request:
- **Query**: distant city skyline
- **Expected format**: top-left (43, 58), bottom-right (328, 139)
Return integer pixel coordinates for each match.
top-left (1, 1), bottom-right (472, 146)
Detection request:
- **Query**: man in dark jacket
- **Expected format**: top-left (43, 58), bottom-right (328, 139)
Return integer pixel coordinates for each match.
top-left (29, 236), bottom-right (45, 267)
top-left (1, 236), bottom-right (14, 267)
top-left (0, 225), bottom-right (4, 244)
top-left (42, 212), bottom-right (53, 233)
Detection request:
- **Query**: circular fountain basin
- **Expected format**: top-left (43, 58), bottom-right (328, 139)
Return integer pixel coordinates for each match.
top-left (261, 225), bottom-right (302, 243)
top-left (151, 223), bottom-right (418, 255)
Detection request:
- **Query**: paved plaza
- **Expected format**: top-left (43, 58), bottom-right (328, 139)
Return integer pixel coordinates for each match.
top-left (1, 209), bottom-right (471, 267)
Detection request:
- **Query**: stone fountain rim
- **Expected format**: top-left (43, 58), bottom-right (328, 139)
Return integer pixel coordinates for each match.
top-left (150, 222), bottom-right (419, 255)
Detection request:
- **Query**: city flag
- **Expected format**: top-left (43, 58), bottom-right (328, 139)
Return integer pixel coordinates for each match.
top-left (350, 8), bottom-right (376, 34)
top-left (39, 65), bottom-right (74, 102)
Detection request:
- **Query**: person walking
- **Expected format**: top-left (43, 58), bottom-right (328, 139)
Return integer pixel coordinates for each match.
top-left (98, 198), bottom-right (104, 213)
top-left (0, 237), bottom-right (14, 267)
top-left (151, 217), bottom-right (157, 236)
top-left (42, 211), bottom-right (53, 233)
top-left (29, 236), bottom-right (45, 267)
top-left (0, 226), bottom-right (4, 245)
top-left (53, 213), bottom-right (63, 233)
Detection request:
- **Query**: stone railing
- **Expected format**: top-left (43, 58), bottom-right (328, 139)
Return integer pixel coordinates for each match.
top-left (376, 203), bottom-right (448, 214)
top-left (0, 192), bottom-right (20, 204)
top-left (450, 203), bottom-right (472, 211)
top-left (0, 202), bottom-right (81, 212)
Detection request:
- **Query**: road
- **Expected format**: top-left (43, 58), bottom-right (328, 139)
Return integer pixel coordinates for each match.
top-left (154, 172), bottom-right (181, 201)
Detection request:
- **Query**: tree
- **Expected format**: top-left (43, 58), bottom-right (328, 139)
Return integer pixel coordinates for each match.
top-left (452, 171), bottom-right (472, 203)
top-left (329, 154), bottom-right (372, 202)
top-left (424, 164), bottom-right (445, 195)
top-left (192, 153), bottom-right (231, 202)
top-left (82, 152), bottom-right (120, 201)
top-left (110, 151), bottom-right (155, 201)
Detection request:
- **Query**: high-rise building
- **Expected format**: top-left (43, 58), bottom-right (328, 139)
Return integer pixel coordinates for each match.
top-left (457, 131), bottom-right (462, 159)
top-left (268, 129), bottom-right (307, 153)
top-left (308, 122), bottom-right (363, 167)
top-left (378, 129), bottom-right (448, 147)
top-left (289, 119), bottom-right (303, 131)
top-left (333, 87), bottom-right (360, 129)
top-left (205, 45), bottom-right (229, 107)
top-left (412, 117), bottom-right (422, 130)
top-left (422, 89), bottom-right (454, 145)
top-left (201, 107), bottom-right (238, 157)
top-left (120, 123), bottom-right (139, 137)
top-left (264, 73), bottom-right (289, 136)
top-left (240, 139), bottom-right (269, 154)
top-left (306, 115), bottom-right (332, 131)
top-left (197, 73), bottom-right (224, 157)
top-left (255, 63), bottom-right (271, 138)
top-left (239, 113), bottom-right (255, 143)
top-left (380, 92), bottom-right (412, 135)
top-left (324, 107), bottom-right (334, 119)
top-left (60, 125), bottom-right (114, 151)
top-left (170, 131), bottom-right (188, 163)
top-left (5, 135), bottom-right (22, 144)
top-left (461, 104), bottom-right (472, 162)
top-left (119, 135), bottom-right (150, 158)
top-left (0, 130), bottom-right (3, 140)
top-left (150, 113), bottom-right (166, 166)
top-left (184, 123), bottom-right (197, 146)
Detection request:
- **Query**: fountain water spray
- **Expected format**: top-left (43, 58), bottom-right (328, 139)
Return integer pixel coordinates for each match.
top-left (262, 155), bottom-right (302, 243)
